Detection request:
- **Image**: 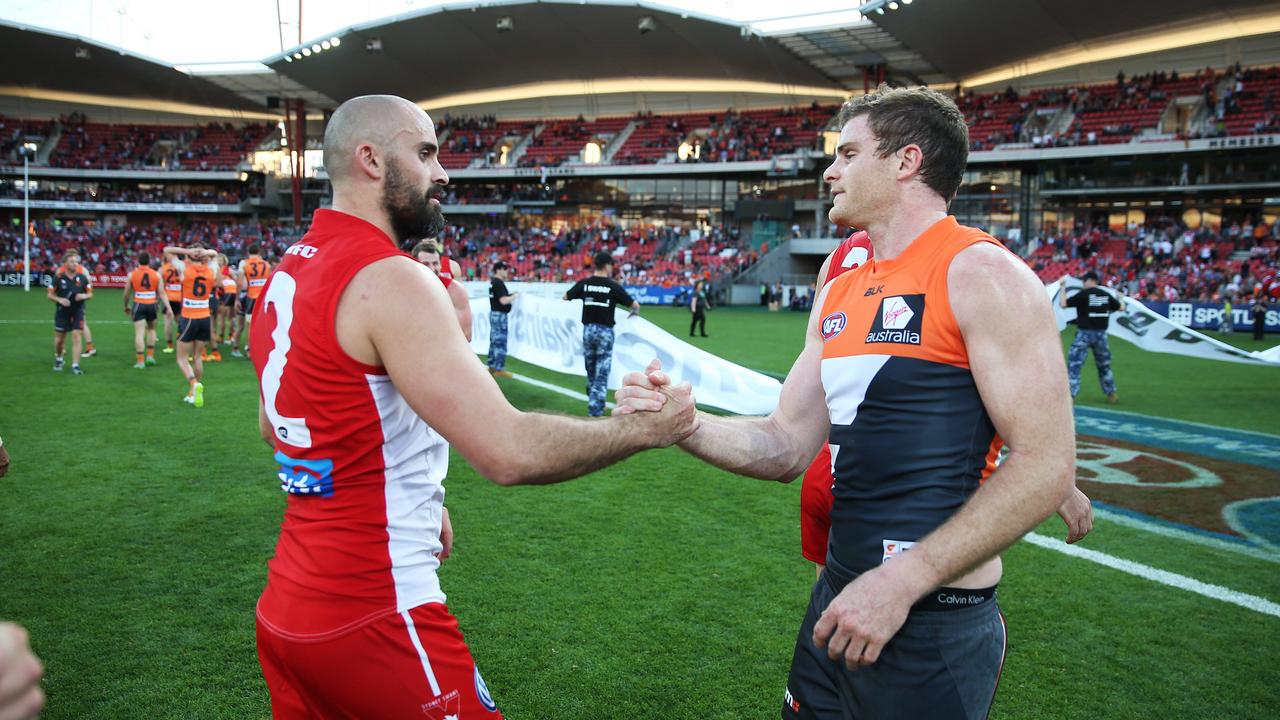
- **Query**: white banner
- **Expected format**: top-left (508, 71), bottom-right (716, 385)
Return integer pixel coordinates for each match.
top-left (1049, 279), bottom-right (1280, 367)
top-left (469, 294), bottom-right (783, 415)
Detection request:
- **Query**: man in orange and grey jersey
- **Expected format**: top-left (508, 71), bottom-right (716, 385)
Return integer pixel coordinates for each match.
top-left (230, 262), bottom-right (248, 358)
top-left (412, 239), bottom-right (472, 340)
top-left (165, 244), bottom-right (219, 406)
top-left (160, 250), bottom-right (184, 353)
top-left (216, 256), bottom-right (239, 356)
top-left (617, 86), bottom-right (1080, 720)
top-left (237, 244), bottom-right (271, 357)
top-left (122, 251), bottom-right (173, 368)
top-left (200, 253), bottom-right (231, 363)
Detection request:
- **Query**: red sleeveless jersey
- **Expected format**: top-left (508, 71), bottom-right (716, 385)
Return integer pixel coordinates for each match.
top-left (250, 209), bottom-right (451, 639)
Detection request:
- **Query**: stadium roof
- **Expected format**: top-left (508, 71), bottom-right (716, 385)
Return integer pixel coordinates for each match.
top-left (4, 0), bottom-right (1280, 118)
top-left (263, 2), bottom-right (847, 109)
top-left (0, 19), bottom-right (270, 116)
top-left (869, 0), bottom-right (1280, 86)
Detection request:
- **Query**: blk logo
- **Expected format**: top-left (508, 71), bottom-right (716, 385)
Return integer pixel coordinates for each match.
top-left (864, 285), bottom-right (884, 297)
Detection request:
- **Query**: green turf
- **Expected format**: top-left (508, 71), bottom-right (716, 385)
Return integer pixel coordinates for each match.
top-left (1, 289), bottom-right (1278, 719)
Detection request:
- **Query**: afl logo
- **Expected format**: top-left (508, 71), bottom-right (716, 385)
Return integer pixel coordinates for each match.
top-left (821, 312), bottom-right (847, 340)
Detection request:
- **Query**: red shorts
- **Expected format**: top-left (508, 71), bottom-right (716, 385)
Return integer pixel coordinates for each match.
top-left (800, 444), bottom-right (834, 565)
top-left (257, 602), bottom-right (503, 720)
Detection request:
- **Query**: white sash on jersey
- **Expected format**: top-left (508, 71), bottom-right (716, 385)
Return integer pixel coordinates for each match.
top-left (183, 298), bottom-right (209, 309)
top-left (134, 291), bottom-right (157, 301)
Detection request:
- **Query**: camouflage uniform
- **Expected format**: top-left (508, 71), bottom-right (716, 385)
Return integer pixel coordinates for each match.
top-left (488, 311), bottom-right (509, 371)
top-left (1066, 329), bottom-right (1115, 397)
top-left (583, 323), bottom-right (614, 417)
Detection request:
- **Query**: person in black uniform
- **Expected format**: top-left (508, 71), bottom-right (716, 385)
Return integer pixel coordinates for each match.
top-left (564, 252), bottom-right (640, 417)
top-left (47, 250), bottom-right (91, 375)
top-left (1059, 271), bottom-right (1123, 403)
top-left (690, 280), bottom-right (710, 337)
top-left (487, 262), bottom-right (518, 377)
top-left (1252, 295), bottom-right (1270, 341)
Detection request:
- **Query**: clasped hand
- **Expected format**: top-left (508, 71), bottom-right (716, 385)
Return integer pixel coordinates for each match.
top-left (612, 359), bottom-right (700, 446)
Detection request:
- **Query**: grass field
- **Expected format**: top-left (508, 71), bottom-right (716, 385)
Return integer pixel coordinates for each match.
top-left (1, 288), bottom-right (1278, 719)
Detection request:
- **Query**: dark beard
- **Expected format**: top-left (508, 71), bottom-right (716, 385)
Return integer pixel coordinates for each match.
top-left (382, 159), bottom-right (445, 243)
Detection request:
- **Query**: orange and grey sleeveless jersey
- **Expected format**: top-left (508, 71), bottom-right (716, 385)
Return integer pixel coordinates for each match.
top-left (818, 216), bottom-right (1005, 576)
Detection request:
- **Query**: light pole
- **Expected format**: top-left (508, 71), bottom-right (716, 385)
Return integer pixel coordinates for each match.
top-left (21, 142), bottom-right (36, 292)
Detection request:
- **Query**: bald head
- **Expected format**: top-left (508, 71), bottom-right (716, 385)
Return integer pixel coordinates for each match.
top-left (323, 95), bottom-right (434, 186)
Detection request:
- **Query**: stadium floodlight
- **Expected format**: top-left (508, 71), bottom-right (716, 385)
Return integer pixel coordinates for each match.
top-left (320, 40), bottom-right (331, 50)
top-left (293, 51), bottom-right (302, 59)
top-left (284, 55), bottom-right (293, 62)
top-left (638, 16), bottom-right (656, 34)
top-left (311, 44), bottom-right (322, 53)
top-left (888, 1), bottom-right (899, 9)
top-left (21, 142), bottom-right (36, 292)
top-left (902, 0), bottom-right (911, 4)
top-left (330, 36), bottom-right (341, 46)
top-left (301, 47), bottom-right (311, 56)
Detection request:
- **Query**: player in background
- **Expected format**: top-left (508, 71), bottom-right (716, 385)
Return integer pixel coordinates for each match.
top-left (47, 250), bottom-right (91, 375)
top-left (200, 252), bottom-right (232, 363)
top-left (165, 244), bottom-right (219, 407)
top-left (216, 259), bottom-right (240, 356)
top-left (160, 250), bottom-right (184, 353)
top-left (238, 244), bottom-right (271, 358)
top-left (412, 239), bottom-right (472, 341)
top-left (122, 252), bottom-right (172, 368)
top-left (53, 257), bottom-right (96, 358)
top-left (230, 262), bottom-right (249, 358)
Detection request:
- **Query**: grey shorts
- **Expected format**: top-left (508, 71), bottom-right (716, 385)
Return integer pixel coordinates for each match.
top-left (782, 568), bottom-right (1006, 720)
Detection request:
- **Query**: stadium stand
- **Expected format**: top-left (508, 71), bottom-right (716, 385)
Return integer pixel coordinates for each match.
top-left (15, 114), bottom-right (273, 170)
top-left (517, 116), bottom-right (630, 167)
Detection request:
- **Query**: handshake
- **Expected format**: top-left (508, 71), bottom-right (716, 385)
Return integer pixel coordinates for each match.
top-left (613, 359), bottom-right (700, 447)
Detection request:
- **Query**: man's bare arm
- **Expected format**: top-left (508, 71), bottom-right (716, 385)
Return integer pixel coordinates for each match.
top-left (445, 281), bottom-right (473, 341)
top-left (344, 257), bottom-right (696, 486)
top-left (628, 284), bottom-right (832, 482)
top-left (258, 397), bottom-right (274, 447)
top-left (892, 243), bottom-right (1076, 593)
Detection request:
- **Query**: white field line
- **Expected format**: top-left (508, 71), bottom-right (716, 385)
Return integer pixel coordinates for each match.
top-left (1024, 532), bottom-right (1280, 618)
top-left (1091, 506), bottom-right (1280, 564)
top-left (510, 372), bottom-right (614, 409)
top-left (508, 372), bottom-right (1280, 619)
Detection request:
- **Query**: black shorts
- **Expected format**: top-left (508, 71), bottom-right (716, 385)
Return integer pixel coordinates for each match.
top-left (209, 295), bottom-right (220, 315)
top-left (54, 304), bottom-right (85, 333)
top-left (240, 294), bottom-right (256, 316)
top-left (169, 299), bottom-right (183, 317)
top-left (132, 303), bottom-right (158, 323)
top-left (782, 568), bottom-right (1006, 720)
top-left (178, 317), bottom-right (212, 343)
top-left (219, 294), bottom-right (237, 314)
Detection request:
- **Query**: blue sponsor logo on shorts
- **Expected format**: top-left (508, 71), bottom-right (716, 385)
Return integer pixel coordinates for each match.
top-left (474, 666), bottom-right (497, 712)
top-left (274, 451), bottom-right (335, 497)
